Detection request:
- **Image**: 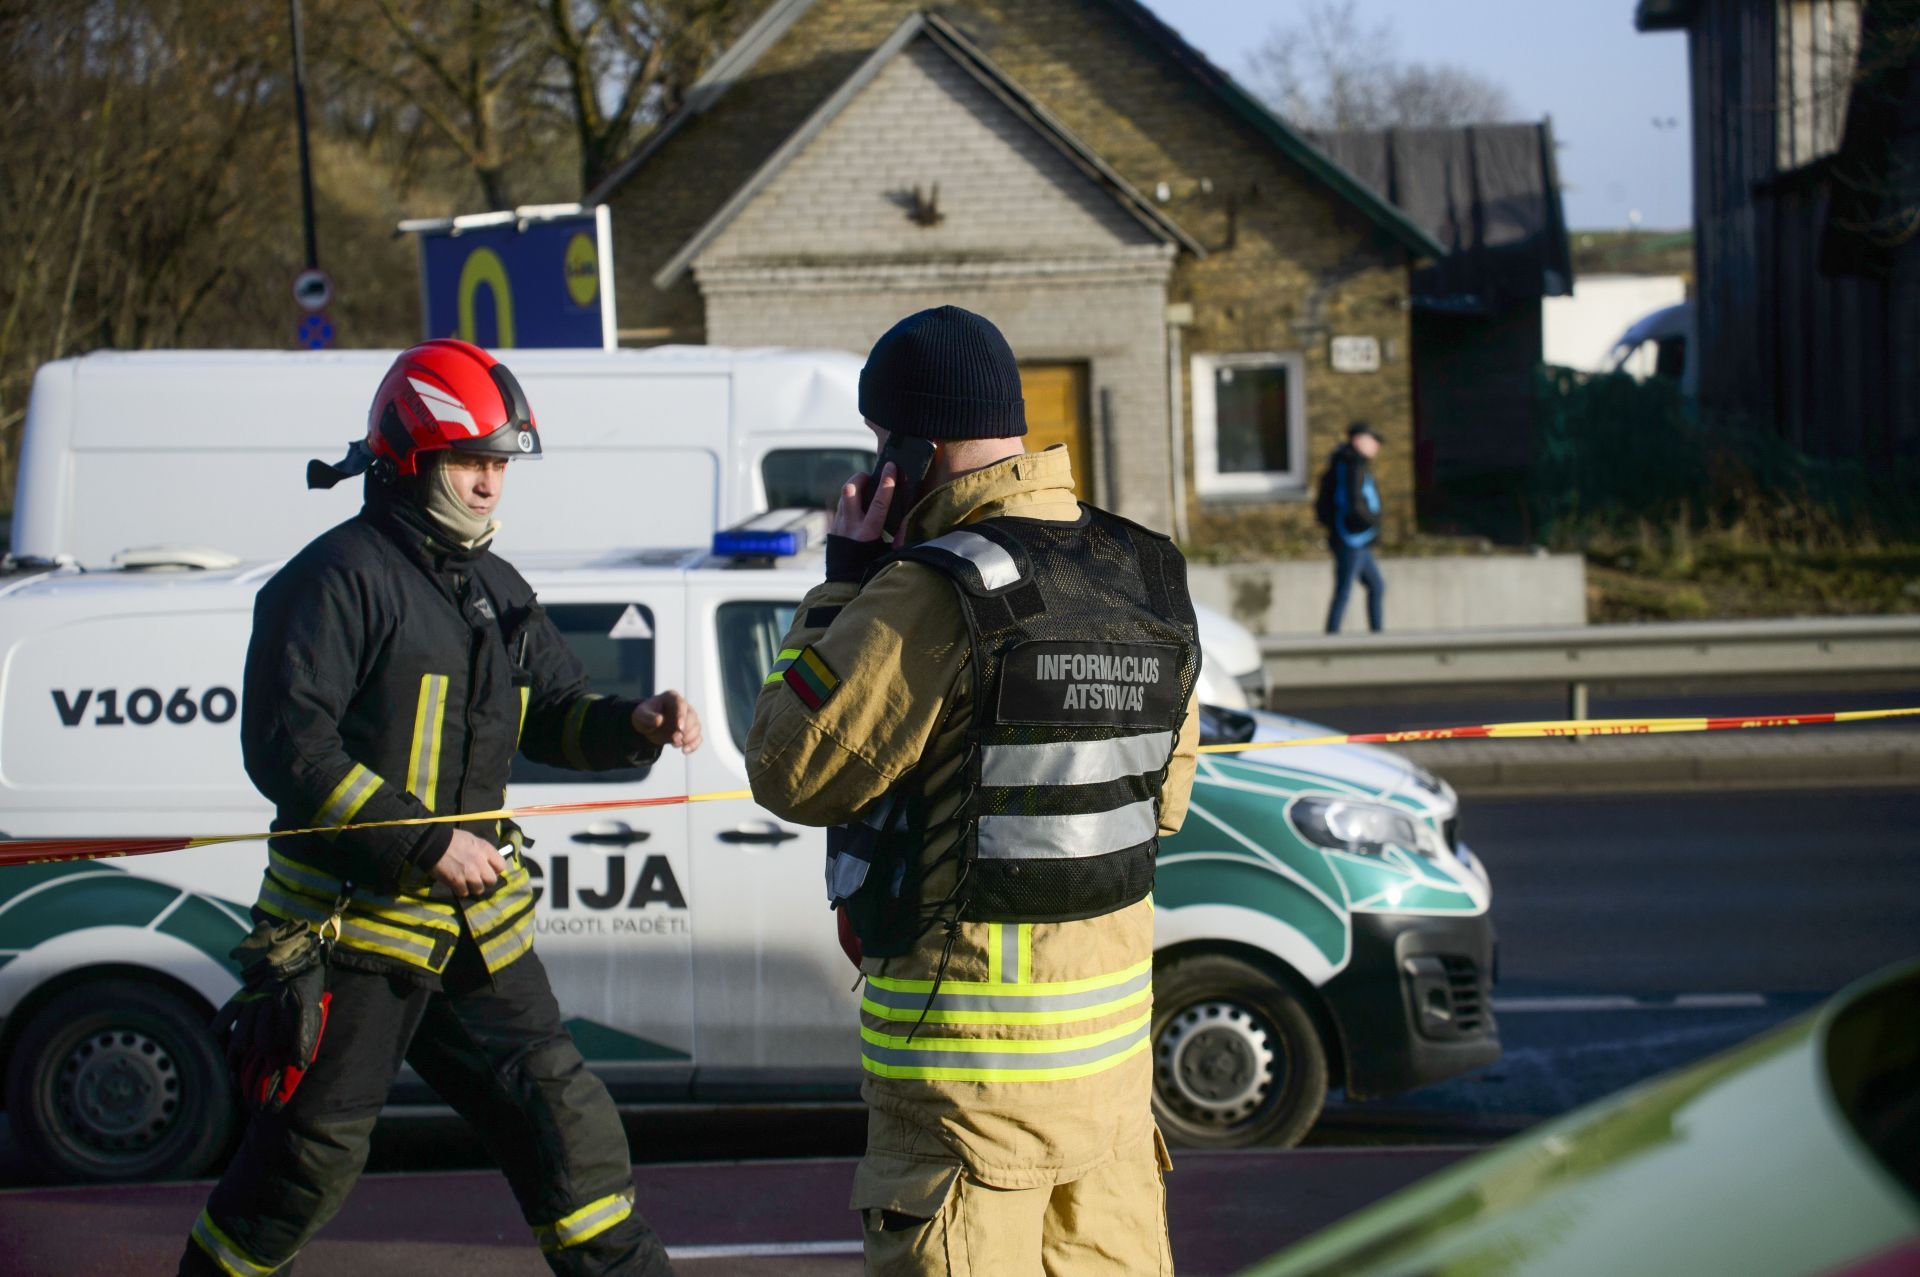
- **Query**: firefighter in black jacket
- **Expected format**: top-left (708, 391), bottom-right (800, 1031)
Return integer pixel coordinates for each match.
top-left (180, 339), bottom-right (700, 1277)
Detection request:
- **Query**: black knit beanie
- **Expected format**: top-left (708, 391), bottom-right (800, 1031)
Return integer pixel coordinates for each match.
top-left (858, 306), bottom-right (1027, 439)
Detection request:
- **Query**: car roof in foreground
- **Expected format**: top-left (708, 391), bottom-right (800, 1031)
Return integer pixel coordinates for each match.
top-left (1243, 961), bottom-right (1920, 1277)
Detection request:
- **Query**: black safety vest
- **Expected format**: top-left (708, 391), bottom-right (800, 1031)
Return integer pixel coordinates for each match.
top-left (833, 506), bottom-right (1199, 957)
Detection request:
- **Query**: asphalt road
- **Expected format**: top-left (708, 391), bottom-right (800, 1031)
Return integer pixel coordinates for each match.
top-left (2, 785), bottom-right (1914, 1190)
top-left (1317, 784), bottom-right (1920, 1131)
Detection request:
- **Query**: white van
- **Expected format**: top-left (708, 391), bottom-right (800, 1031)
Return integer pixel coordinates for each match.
top-left (0, 545), bottom-right (1496, 1182)
top-left (9, 347), bottom-right (875, 568)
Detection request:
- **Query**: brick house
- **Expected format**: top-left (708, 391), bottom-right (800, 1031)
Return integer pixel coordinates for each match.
top-left (588, 0), bottom-right (1444, 544)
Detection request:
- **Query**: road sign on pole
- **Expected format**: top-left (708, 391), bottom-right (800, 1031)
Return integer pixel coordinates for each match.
top-left (292, 268), bottom-right (334, 312)
top-left (297, 310), bottom-right (335, 350)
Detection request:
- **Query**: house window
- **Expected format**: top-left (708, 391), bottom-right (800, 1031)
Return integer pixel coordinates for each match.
top-left (1777, 0), bottom-right (1861, 170)
top-left (1191, 352), bottom-right (1308, 497)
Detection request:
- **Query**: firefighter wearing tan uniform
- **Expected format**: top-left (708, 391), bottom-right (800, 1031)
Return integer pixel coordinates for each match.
top-left (746, 307), bottom-right (1199, 1275)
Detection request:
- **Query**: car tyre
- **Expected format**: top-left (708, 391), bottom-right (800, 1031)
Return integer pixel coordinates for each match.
top-left (1151, 953), bottom-right (1327, 1148)
top-left (5, 979), bottom-right (236, 1182)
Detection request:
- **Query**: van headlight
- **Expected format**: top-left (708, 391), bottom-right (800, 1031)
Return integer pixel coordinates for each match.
top-left (1289, 797), bottom-right (1422, 857)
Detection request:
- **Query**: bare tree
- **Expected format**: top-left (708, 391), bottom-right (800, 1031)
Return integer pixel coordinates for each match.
top-left (537, 0), bottom-right (742, 194)
top-left (1248, 0), bottom-right (1516, 133)
top-left (321, 0), bottom-right (553, 209)
top-left (320, 0), bottom-right (744, 207)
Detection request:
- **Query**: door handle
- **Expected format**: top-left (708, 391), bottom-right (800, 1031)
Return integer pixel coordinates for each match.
top-left (571, 821), bottom-right (651, 846)
top-left (717, 823), bottom-right (800, 845)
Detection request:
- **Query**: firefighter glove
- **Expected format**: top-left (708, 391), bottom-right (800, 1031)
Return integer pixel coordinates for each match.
top-left (212, 919), bottom-right (332, 1114)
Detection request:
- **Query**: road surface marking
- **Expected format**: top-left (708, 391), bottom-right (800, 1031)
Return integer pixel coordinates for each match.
top-left (1493, 993), bottom-right (1769, 1013)
top-left (670, 1241), bottom-right (864, 1259)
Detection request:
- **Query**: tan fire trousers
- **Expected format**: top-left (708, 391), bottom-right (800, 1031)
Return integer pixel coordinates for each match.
top-left (855, 1132), bottom-right (1176, 1276)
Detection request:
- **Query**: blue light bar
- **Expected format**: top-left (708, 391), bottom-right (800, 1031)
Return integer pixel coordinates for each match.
top-left (714, 528), bottom-right (806, 557)
top-left (712, 508), bottom-right (830, 559)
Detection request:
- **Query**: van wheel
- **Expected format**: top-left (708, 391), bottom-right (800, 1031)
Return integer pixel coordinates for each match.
top-left (5, 980), bottom-right (236, 1182)
top-left (1151, 954), bottom-right (1327, 1148)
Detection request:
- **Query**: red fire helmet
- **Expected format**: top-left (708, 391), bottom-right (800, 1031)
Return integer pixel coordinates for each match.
top-left (365, 338), bottom-right (542, 477)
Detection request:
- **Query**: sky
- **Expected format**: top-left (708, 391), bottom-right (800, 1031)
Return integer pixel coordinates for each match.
top-left (1138, 0), bottom-right (1694, 231)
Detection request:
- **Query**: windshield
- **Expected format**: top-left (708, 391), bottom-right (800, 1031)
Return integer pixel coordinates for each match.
top-left (1198, 703), bottom-right (1257, 748)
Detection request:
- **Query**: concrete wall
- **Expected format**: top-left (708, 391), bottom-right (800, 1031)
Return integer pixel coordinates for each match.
top-left (1189, 554), bottom-right (1588, 636)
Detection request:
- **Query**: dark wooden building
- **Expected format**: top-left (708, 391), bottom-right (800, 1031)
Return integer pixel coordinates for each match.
top-left (1319, 123), bottom-right (1573, 503)
top-left (1637, 0), bottom-right (1920, 462)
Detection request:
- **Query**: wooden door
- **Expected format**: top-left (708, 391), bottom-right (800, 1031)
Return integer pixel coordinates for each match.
top-left (1019, 362), bottom-right (1092, 498)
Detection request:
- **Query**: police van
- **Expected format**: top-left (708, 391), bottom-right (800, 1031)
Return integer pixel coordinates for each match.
top-left (0, 535), bottom-right (1497, 1182)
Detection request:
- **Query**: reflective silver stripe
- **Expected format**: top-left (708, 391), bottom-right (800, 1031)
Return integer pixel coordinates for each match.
top-left (999, 924), bottom-right (1019, 984)
top-left (976, 800), bottom-right (1157, 860)
top-left (191, 1210), bottom-right (277, 1277)
top-left (266, 850), bottom-right (344, 899)
top-left (464, 868), bottom-right (532, 934)
top-left (315, 764), bottom-right (382, 834)
top-left (864, 969), bottom-right (1153, 1017)
top-left (862, 1018), bottom-right (1150, 1073)
top-left (357, 892), bottom-right (461, 934)
top-left (920, 530), bottom-right (1021, 590)
top-left (479, 916), bottom-right (536, 972)
top-left (980, 730), bottom-right (1174, 788)
top-left (337, 916), bottom-right (438, 962)
top-left (256, 880), bottom-right (331, 926)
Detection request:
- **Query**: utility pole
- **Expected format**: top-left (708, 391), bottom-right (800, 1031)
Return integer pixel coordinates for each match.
top-left (288, 0), bottom-right (319, 271)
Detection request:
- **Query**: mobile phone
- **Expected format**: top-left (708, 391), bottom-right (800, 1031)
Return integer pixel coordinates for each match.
top-left (871, 433), bottom-right (937, 539)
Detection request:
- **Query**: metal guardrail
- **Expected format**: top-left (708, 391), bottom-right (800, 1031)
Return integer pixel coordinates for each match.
top-left (1259, 617), bottom-right (1920, 718)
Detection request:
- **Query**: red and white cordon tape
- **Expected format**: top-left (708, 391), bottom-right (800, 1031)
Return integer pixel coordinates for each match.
top-left (3, 706), bottom-right (1914, 870)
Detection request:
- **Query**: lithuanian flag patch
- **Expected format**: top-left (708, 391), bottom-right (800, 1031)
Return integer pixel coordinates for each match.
top-left (783, 646), bottom-right (840, 710)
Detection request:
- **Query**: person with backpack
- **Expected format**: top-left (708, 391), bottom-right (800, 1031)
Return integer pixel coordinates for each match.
top-left (1315, 422), bottom-right (1386, 633)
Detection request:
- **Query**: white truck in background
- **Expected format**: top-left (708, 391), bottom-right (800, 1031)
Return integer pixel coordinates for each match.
top-left (5, 347), bottom-right (1269, 709)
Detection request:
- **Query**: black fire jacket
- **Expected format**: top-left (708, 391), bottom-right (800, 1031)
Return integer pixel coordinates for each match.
top-left (241, 487), bottom-right (658, 902)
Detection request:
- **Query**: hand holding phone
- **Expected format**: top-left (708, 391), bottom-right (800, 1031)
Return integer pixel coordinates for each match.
top-left (833, 433), bottom-right (937, 544)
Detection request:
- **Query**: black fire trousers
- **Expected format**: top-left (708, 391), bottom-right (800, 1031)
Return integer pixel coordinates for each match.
top-left (179, 939), bottom-right (673, 1277)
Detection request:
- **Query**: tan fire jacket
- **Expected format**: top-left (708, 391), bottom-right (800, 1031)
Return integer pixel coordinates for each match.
top-left (746, 445), bottom-right (1198, 1188)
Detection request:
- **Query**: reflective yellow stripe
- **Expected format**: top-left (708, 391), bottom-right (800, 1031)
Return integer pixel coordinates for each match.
top-left (862, 1012), bottom-right (1150, 1056)
top-left (406, 674), bottom-right (449, 811)
top-left (865, 957), bottom-right (1153, 998)
top-left (861, 1014), bottom-right (1153, 1082)
top-left (862, 961), bottom-right (1152, 1026)
top-left (862, 985), bottom-right (1150, 1027)
top-left (562, 695), bottom-right (603, 770)
top-left (480, 914), bottom-right (536, 972)
top-left (336, 914), bottom-right (440, 964)
top-left (763, 648), bottom-right (803, 686)
top-left (191, 1210), bottom-right (276, 1277)
top-left (535, 1190), bottom-right (635, 1252)
top-left (464, 865), bottom-right (533, 934)
top-left (314, 764), bottom-right (383, 839)
top-left (355, 893), bottom-right (461, 936)
top-left (1018, 924), bottom-right (1034, 985)
top-left (517, 686), bottom-right (530, 745)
